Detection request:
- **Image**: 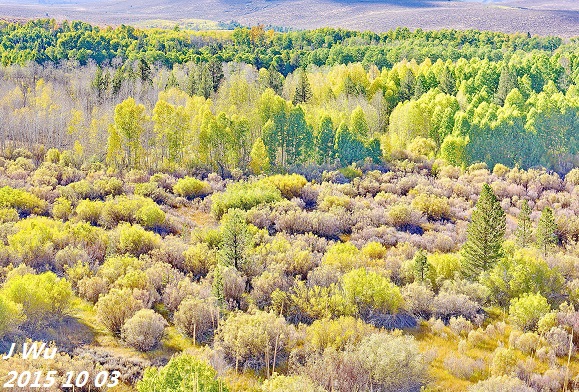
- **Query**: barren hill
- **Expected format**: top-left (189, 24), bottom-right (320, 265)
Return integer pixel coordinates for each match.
top-left (0, 0), bottom-right (578, 36)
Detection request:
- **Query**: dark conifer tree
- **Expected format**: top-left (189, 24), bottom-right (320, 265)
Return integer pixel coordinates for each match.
top-left (461, 184), bottom-right (506, 279)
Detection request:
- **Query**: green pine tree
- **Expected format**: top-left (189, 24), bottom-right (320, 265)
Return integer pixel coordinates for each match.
top-left (292, 69), bottom-right (312, 105)
top-left (413, 250), bottom-right (430, 282)
top-left (515, 200), bottom-right (533, 248)
top-left (218, 209), bottom-right (252, 270)
top-left (316, 115), bottom-right (335, 164)
top-left (495, 66), bottom-right (517, 106)
top-left (165, 72), bottom-right (178, 90)
top-left (461, 184), bottom-right (506, 279)
top-left (438, 65), bottom-right (456, 95)
top-left (212, 265), bottom-right (225, 308)
top-left (535, 207), bottom-right (558, 257)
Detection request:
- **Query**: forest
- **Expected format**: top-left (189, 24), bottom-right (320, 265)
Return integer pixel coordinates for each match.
top-left (0, 18), bottom-right (578, 391)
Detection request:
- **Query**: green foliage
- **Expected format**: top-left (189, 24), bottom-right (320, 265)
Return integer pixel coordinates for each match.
top-left (306, 316), bottom-right (374, 352)
top-left (1, 272), bottom-right (73, 328)
top-left (218, 209), bottom-right (252, 270)
top-left (341, 268), bottom-right (403, 316)
top-left (535, 207), bottom-right (558, 256)
top-left (249, 137), bottom-right (270, 174)
top-left (461, 184), bottom-right (506, 279)
top-left (0, 186), bottom-right (46, 216)
top-left (260, 174), bottom-right (307, 199)
top-left (173, 177), bottom-right (212, 199)
top-left (137, 354), bottom-right (227, 392)
top-left (115, 223), bottom-right (162, 256)
top-left (52, 197), bottom-right (72, 221)
top-left (135, 203), bottom-right (166, 229)
top-left (211, 181), bottom-right (282, 218)
top-left (411, 193), bottom-right (451, 220)
top-left (0, 294), bottom-right (25, 337)
top-left (413, 250), bottom-right (430, 282)
top-left (440, 133), bottom-right (469, 166)
top-left (481, 250), bottom-right (564, 306)
top-left (509, 293), bottom-right (551, 331)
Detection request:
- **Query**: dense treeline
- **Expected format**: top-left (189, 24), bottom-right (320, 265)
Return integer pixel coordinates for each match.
top-left (0, 19), bottom-right (564, 69)
top-left (1, 20), bottom-right (578, 174)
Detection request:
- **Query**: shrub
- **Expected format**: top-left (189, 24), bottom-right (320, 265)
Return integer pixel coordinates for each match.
top-left (322, 242), bottom-right (362, 271)
top-left (428, 252), bottom-right (462, 281)
top-left (60, 180), bottom-right (96, 201)
top-left (93, 177), bottom-right (123, 197)
top-left (341, 268), bottom-right (403, 317)
top-left (469, 375), bottom-right (534, 392)
top-left (75, 199), bottom-right (104, 225)
top-left (509, 293), bottom-right (551, 331)
top-left (77, 276), bottom-right (109, 303)
top-left (387, 204), bottom-right (414, 227)
top-left (137, 354), bottom-right (227, 392)
top-left (1, 272), bottom-right (73, 328)
top-left (260, 174), bottom-right (308, 199)
top-left (401, 283), bottom-right (434, 318)
top-left (100, 195), bottom-right (157, 228)
top-left (319, 195), bottom-right (351, 211)
top-left (174, 297), bottom-right (219, 343)
top-left (432, 292), bottom-right (481, 322)
top-left (52, 197), bottom-right (72, 220)
top-left (262, 374), bottom-right (322, 392)
top-left (0, 207), bottom-right (18, 223)
top-left (115, 223), bottom-right (162, 256)
top-left (490, 347), bottom-right (518, 376)
top-left (565, 168), bottom-right (579, 186)
top-left (449, 316), bottom-right (474, 337)
top-left (411, 193), bottom-right (451, 220)
top-left (135, 204), bottom-right (166, 229)
top-left (45, 148), bottom-right (60, 163)
top-left (162, 277), bottom-right (197, 312)
top-left (0, 186), bottom-right (46, 216)
top-left (172, 176), bottom-right (211, 199)
top-left (54, 246), bottom-right (90, 272)
top-left (121, 309), bottom-right (167, 351)
top-left (306, 316), bottom-right (374, 352)
top-left (211, 181), bottom-right (282, 218)
top-left (0, 294), bottom-right (25, 338)
top-left (183, 242), bottom-right (218, 279)
top-left (355, 332), bottom-right (427, 391)
top-left (513, 332), bottom-right (541, 354)
top-left (544, 326), bottom-right (573, 357)
top-left (251, 269), bottom-right (290, 309)
top-left (482, 253), bottom-right (564, 306)
top-left (98, 255), bottom-right (144, 283)
top-left (95, 288), bottom-right (144, 335)
top-left (215, 310), bottom-right (292, 371)
top-left (443, 354), bottom-right (485, 380)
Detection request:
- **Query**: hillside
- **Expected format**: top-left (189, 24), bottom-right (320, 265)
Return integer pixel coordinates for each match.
top-left (0, 0), bottom-right (578, 36)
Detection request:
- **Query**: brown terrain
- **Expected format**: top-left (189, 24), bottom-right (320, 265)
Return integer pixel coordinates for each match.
top-left (0, 0), bottom-right (578, 36)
